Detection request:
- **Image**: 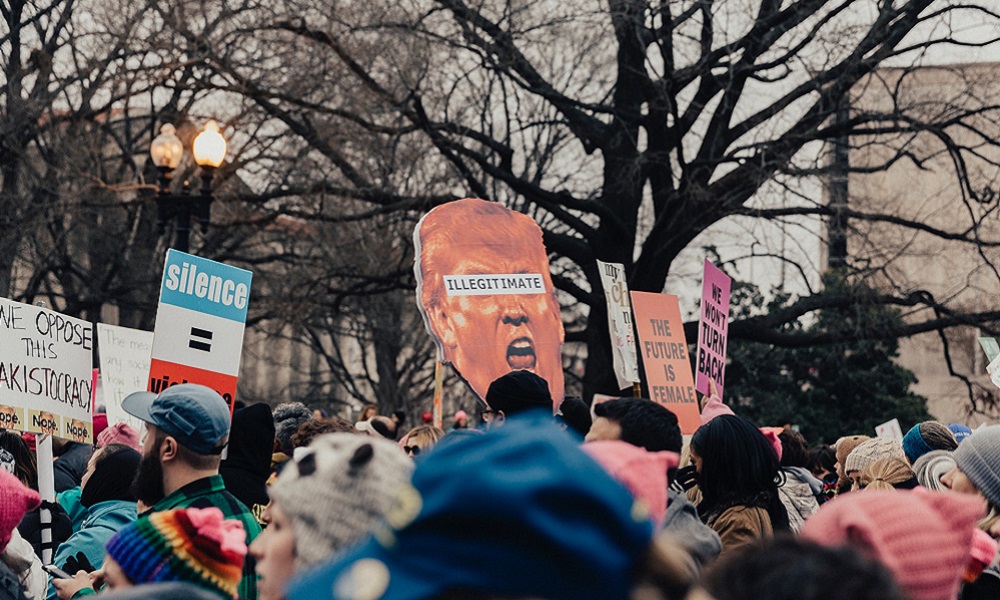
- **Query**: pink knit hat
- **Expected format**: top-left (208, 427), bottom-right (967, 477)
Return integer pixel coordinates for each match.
top-left (582, 440), bottom-right (679, 524)
top-left (97, 422), bottom-right (141, 450)
top-left (800, 488), bottom-right (985, 600)
top-left (966, 529), bottom-right (998, 583)
top-left (0, 469), bottom-right (41, 552)
top-left (699, 395), bottom-right (735, 425)
top-left (759, 427), bottom-right (784, 462)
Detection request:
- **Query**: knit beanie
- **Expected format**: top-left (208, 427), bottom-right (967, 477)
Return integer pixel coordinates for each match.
top-left (485, 371), bottom-right (553, 415)
top-left (844, 437), bottom-right (904, 474)
top-left (582, 441), bottom-right (679, 525)
top-left (949, 424), bottom-right (973, 444)
top-left (759, 427), bottom-right (784, 462)
top-left (902, 422), bottom-right (957, 464)
top-left (106, 507), bottom-right (247, 599)
top-left (952, 425), bottom-right (1000, 508)
top-left (966, 529), bottom-right (999, 583)
top-left (912, 450), bottom-right (957, 492)
top-left (273, 402), bottom-right (312, 453)
top-left (835, 435), bottom-right (870, 472)
top-left (0, 468), bottom-right (40, 552)
top-left (699, 395), bottom-right (735, 425)
top-left (268, 432), bottom-right (415, 571)
top-left (800, 488), bottom-right (985, 600)
top-left (97, 422), bottom-right (141, 450)
top-left (93, 413), bottom-right (109, 440)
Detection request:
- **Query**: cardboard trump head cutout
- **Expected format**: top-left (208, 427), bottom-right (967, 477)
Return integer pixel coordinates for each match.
top-left (414, 199), bottom-right (565, 409)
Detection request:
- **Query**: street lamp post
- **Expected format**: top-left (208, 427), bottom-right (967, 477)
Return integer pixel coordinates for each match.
top-left (148, 120), bottom-right (228, 253)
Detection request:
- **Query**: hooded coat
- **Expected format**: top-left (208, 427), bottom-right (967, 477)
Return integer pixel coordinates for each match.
top-left (220, 403), bottom-right (275, 526)
top-left (45, 500), bottom-right (137, 600)
top-left (661, 490), bottom-right (722, 568)
top-left (778, 466), bottom-right (822, 533)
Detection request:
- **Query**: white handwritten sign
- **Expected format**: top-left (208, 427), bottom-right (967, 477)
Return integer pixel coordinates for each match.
top-left (596, 261), bottom-right (640, 390)
top-left (0, 298), bottom-right (94, 441)
top-left (875, 418), bottom-right (904, 443)
top-left (97, 324), bottom-right (152, 430)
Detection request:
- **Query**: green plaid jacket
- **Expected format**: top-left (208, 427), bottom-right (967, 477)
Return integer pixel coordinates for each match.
top-left (150, 475), bottom-right (262, 600)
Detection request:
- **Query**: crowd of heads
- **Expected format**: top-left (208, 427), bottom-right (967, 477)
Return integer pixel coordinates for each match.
top-left (1, 371), bottom-right (1000, 600)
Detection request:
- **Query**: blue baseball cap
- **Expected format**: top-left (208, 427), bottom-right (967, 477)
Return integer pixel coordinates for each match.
top-left (287, 411), bottom-right (654, 600)
top-left (122, 384), bottom-right (231, 455)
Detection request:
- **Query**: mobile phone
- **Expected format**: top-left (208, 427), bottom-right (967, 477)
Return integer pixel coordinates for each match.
top-left (43, 564), bottom-right (73, 579)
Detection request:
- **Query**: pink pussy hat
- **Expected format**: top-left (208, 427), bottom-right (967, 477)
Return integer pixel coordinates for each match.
top-left (700, 395), bottom-right (735, 425)
top-left (801, 488), bottom-right (985, 600)
top-left (0, 469), bottom-right (40, 552)
top-left (583, 440), bottom-right (679, 525)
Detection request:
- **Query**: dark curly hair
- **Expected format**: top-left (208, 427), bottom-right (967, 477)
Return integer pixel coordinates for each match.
top-left (593, 398), bottom-right (681, 452)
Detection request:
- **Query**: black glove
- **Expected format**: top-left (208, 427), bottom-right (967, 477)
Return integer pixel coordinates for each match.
top-left (672, 465), bottom-right (699, 492)
top-left (62, 551), bottom-right (95, 575)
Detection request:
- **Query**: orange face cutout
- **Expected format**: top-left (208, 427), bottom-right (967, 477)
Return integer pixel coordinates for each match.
top-left (415, 199), bottom-right (565, 408)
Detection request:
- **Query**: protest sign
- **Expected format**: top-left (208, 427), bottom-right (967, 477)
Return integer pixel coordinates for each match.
top-left (413, 199), bottom-right (565, 407)
top-left (0, 298), bottom-right (94, 440)
top-left (631, 292), bottom-right (699, 434)
top-left (988, 352), bottom-right (1000, 390)
top-left (695, 260), bottom-right (731, 399)
top-left (875, 418), bottom-right (904, 443)
top-left (596, 261), bottom-right (640, 390)
top-left (97, 323), bottom-right (153, 430)
top-left (148, 250), bottom-right (252, 412)
top-left (979, 337), bottom-right (1000, 365)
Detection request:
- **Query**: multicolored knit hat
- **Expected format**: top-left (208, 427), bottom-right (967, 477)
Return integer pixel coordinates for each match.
top-left (106, 507), bottom-right (247, 599)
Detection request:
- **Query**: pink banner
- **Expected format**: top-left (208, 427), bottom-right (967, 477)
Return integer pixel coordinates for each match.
top-left (695, 260), bottom-right (731, 399)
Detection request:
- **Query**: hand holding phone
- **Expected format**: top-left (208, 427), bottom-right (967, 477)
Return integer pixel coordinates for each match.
top-left (43, 564), bottom-right (73, 580)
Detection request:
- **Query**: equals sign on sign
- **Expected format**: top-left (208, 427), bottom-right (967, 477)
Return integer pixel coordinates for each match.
top-left (189, 327), bottom-right (213, 352)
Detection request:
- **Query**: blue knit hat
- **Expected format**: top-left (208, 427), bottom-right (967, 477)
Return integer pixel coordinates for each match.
top-left (949, 424), bottom-right (973, 444)
top-left (287, 413), bottom-right (653, 600)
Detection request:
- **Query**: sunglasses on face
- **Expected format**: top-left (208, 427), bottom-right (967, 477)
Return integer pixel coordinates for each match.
top-left (403, 445), bottom-right (421, 456)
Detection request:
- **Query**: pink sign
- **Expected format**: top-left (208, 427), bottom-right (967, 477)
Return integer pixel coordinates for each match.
top-left (695, 260), bottom-right (731, 398)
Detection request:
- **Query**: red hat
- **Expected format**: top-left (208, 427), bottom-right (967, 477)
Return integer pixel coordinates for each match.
top-left (801, 488), bottom-right (985, 600)
top-left (0, 469), bottom-right (41, 552)
top-left (421, 411), bottom-right (434, 424)
top-left (92, 413), bottom-right (109, 439)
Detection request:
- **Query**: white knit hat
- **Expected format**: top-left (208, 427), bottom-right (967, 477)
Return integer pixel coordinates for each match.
top-left (269, 432), bottom-right (414, 571)
top-left (844, 437), bottom-right (905, 474)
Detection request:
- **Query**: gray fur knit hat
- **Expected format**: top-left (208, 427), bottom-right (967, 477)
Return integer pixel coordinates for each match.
top-left (273, 402), bottom-right (312, 452)
top-left (268, 432), bottom-right (414, 571)
top-left (844, 437), bottom-right (905, 474)
top-left (953, 425), bottom-right (1000, 508)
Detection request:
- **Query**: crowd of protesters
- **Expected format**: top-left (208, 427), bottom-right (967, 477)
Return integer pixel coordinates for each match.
top-left (0, 370), bottom-right (998, 600)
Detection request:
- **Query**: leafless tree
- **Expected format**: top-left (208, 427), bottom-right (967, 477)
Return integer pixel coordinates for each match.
top-left (10, 0), bottom-right (1000, 411)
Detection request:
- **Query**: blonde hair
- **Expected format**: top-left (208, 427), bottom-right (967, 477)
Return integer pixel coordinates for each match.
top-left (402, 425), bottom-right (445, 451)
top-left (978, 505), bottom-right (1000, 533)
top-left (857, 457), bottom-right (914, 491)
